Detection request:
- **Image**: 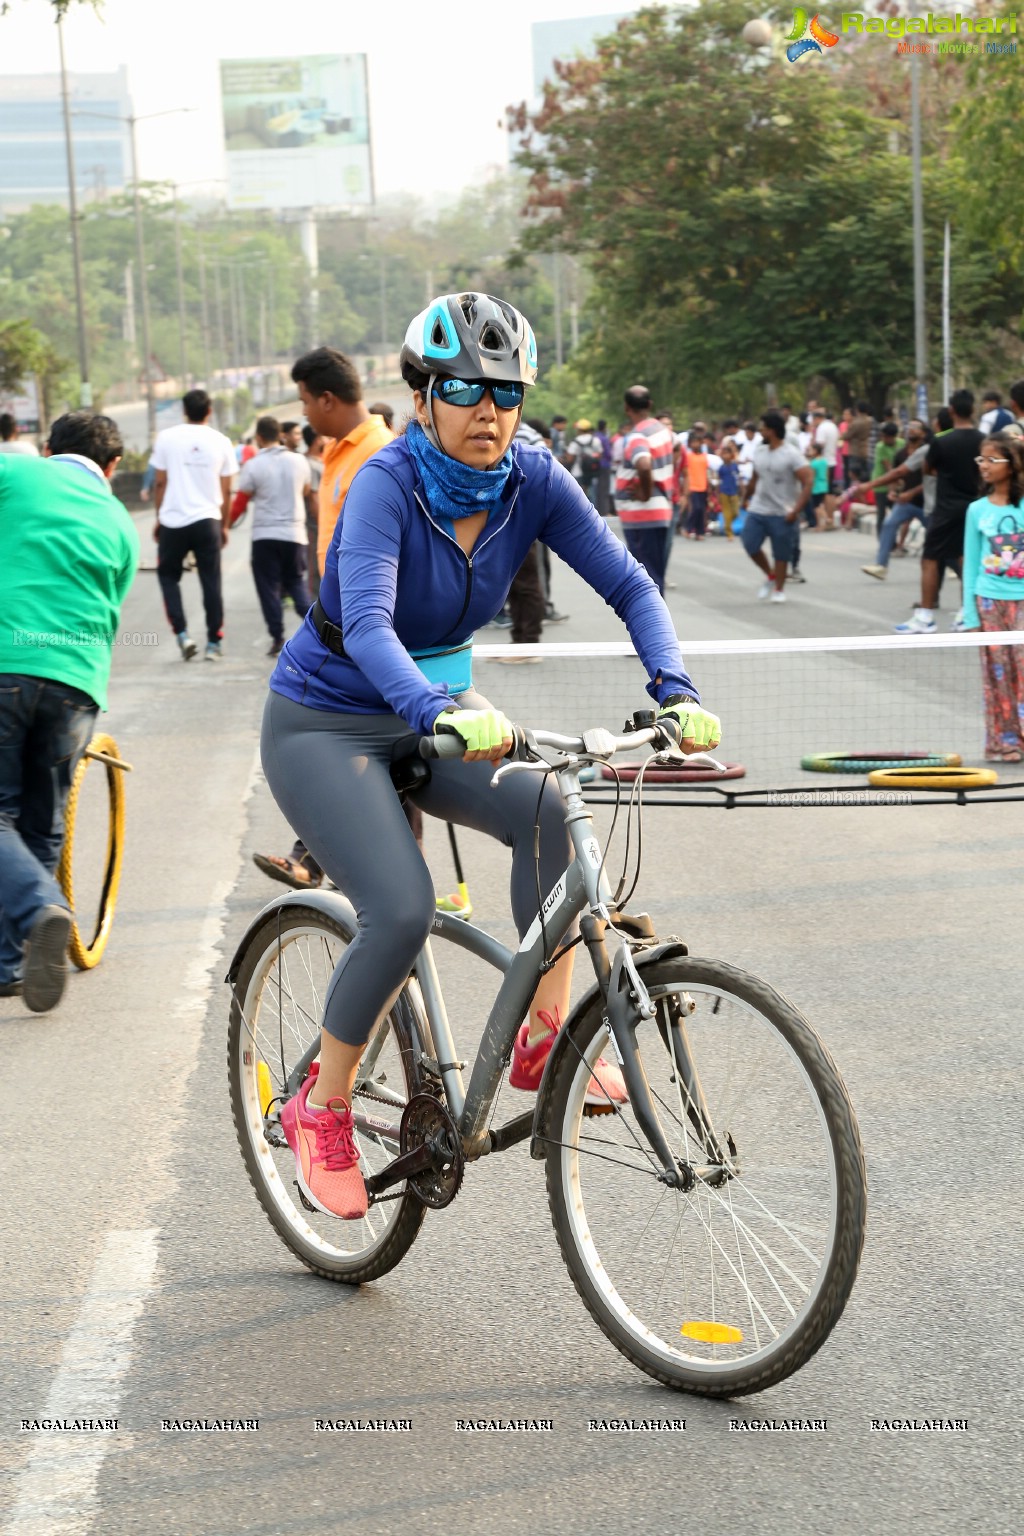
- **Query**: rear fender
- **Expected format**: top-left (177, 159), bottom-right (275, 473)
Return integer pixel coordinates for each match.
top-left (529, 938), bottom-right (689, 1160)
top-left (224, 888), bottom-right (358, 985)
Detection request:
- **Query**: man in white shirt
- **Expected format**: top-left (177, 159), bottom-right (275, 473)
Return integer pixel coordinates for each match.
top-left (232, 415), bottom-right (311, 657)
top-left (0, 413), bottom-right (39, 455)
top-left (151, 388), bottom-right (236, 660)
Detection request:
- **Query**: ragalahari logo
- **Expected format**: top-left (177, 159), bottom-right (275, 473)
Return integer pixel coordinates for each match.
top-left (786, 9), bottom-right (841, 60)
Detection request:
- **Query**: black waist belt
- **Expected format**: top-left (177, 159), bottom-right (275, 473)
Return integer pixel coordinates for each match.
top-left (311, 597), bottom-right (347, 658)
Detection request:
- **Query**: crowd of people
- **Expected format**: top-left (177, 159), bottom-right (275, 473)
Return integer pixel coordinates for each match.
top-left (3, 322), bottom-right (1023, 1023)
top-left (527, 381), bottom-right (1024, 756)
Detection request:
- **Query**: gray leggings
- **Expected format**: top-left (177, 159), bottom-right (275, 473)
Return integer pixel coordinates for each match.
top-left (260, 690), bottom-right (571, 1046)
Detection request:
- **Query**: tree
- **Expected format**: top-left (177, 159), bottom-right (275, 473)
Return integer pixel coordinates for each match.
top-left (953, 0), bottom-right (1024, 275)
top-left (509, 1), bottom-right (1022, 414)
top-left (0, 317), bottom-right (68, 422)
top-left (0, 1), bottom-right (101, 16)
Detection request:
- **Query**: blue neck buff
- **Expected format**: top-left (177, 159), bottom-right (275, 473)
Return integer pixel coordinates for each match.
top-left (406, 419), bottom-right (514, 522)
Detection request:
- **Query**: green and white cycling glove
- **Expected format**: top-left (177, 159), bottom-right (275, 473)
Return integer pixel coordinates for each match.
top-left (657, 696), bottom-right (722, 751)
top-left (434, 706), bottom-right (515, 756)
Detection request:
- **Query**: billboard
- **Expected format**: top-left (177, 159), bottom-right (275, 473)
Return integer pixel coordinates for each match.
top-left (220, 55), bottom-right (372, 211)
top-left (0, 381), bottom-right (40, 435)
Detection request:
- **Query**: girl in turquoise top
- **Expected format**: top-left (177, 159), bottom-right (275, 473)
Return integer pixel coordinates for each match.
top-left (962, 434), bottom-right (1024, 761)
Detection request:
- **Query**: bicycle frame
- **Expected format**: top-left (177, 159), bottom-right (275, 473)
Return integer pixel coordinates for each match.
top-left (367, 760), bottom-right (689, 1183)
top-left (228, 736), bottom-right (699, 1191)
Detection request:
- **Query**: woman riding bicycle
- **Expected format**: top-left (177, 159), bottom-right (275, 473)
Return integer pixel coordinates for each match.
top-left (261, 291), bottom-right (721, 1219)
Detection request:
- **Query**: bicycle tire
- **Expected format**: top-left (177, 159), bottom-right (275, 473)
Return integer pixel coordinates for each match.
top-left (801, 751), bottom-right (961, 774)
top-left (867, 765), bottom-right (998, 790)
top-left (228, 904), bottom-right (427, 1284)
top-left (58, 732), bottom-right (126, 970)
top-left (543, 955), bottom-right (866, 1397)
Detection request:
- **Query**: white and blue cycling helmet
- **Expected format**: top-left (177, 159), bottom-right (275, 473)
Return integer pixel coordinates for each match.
top-left (400, 292), bottom-right (539, 388)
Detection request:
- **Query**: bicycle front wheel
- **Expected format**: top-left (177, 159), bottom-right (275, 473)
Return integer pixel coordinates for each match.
top-left (58, 733), bottom-right (126, 970)
top-left (543, 956), bottom-right (866, 1396)
top-left (228, 904), bottom-right (427, 1284)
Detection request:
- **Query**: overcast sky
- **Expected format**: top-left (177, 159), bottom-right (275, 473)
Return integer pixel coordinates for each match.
top-left (0, 0), bottom-right (647, 205)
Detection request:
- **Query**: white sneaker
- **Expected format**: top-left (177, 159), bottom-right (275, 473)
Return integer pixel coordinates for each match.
top-left (769, 589), bottom-right (787, 603)
top-left (949, 613), bottom-right (967, 632)
top-left (861, 564), bottom-right (887, 580)
top-left (893, 612), bottom-right (937, 635)
top-left (757, 579), bottom-right (773, 600)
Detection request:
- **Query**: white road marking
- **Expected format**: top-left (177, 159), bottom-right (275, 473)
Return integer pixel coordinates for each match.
top-left (5, 743), bottom-right (265, 1535)
top-left (4, 1229), bottom-right (159, 1536)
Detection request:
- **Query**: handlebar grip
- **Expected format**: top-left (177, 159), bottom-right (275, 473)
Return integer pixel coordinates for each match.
top-left (418, 731), bottom-right (465, 760)
top-left (419, 723), bottom-right (529, 761)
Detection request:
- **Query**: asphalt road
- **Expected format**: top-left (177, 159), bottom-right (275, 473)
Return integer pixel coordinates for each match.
top-left (2, 517), bottom-right (1021, 1534)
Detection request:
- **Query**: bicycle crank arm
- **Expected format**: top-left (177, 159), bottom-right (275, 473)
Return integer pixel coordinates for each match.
top-left (363, 1141), bottom-right (435, 1197)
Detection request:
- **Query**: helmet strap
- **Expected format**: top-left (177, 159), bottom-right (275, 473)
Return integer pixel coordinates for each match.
top-left (422, 373), bottom-right (446, 455)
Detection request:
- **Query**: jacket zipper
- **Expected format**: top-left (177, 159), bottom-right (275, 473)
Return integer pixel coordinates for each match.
top-left (413, 482), bottom-right (521, 642)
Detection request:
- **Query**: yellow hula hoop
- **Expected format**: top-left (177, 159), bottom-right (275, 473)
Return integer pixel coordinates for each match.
top-left (867, 765), bottom-right (998, 791)
top-left (58, 733), bottom-right (129, 969)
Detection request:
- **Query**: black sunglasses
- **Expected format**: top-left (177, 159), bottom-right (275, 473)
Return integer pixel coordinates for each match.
top-left (432, 378), bottom-right (525, 410)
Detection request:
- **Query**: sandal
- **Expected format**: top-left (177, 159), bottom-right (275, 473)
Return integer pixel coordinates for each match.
top-left (252, 852), bottom-right (323, 890)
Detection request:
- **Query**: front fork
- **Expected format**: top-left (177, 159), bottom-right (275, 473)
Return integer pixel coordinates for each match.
top-left (585, 920), bottom-right (687, 1188)
top-left (585, 922), bottom-right (732, 1189)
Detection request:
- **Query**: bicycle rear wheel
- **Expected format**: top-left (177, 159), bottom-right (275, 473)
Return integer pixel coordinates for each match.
top-left (228, 904), bottom-right (426, 1283)
top-left (58, 733), bottom-right (126, 970)
top-left (543, 956), bottom-right (866, 1396)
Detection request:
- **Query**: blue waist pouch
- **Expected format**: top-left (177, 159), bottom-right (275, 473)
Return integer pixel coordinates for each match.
top-left (411, 640), bottom-right (473, 694)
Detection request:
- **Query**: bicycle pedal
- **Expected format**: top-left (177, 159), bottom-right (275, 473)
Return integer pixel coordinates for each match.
top-left (295, 1182), bottom-right (317, 1213)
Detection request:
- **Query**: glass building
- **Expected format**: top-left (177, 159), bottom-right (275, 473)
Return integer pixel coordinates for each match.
top-left (0, 67), bottom-right (132, 213)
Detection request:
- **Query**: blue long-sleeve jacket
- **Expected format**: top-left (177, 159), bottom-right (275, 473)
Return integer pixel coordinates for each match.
top-left (270, 435), bottom-right (699, 735)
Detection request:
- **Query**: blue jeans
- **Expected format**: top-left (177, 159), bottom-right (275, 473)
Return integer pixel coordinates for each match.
top-left (877, 502), bottom-right (924, 567)
top-left (0, 675), bottom-right (97, 982)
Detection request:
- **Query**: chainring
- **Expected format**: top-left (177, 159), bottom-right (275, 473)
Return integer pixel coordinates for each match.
top-left (399, 1093), bottom-right (464, 1209)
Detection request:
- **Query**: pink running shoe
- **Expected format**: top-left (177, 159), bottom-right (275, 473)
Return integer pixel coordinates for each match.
top-left (509, 1008), bottom-right (627, 1109)
top-left (280, 1071), bottom-right (367, 1220)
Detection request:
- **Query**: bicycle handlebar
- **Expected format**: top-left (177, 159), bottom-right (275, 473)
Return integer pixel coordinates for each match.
top-left (417, 717), bottom-right (682, 762)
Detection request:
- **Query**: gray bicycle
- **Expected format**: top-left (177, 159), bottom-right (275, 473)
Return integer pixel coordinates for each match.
top-left (227, 713), bottom-right (866, 1397)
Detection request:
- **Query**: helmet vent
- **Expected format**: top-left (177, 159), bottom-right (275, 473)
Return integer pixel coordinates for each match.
top-left (479, 322), bottom-right (508, 352)
top-left (431, 317), bottom-right (449, 349)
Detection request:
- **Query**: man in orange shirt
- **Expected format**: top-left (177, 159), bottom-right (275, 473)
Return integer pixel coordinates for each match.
top-left (283, 347), bottom-right (397, 578)
top-left (253, 347), bottom-right (395, 888)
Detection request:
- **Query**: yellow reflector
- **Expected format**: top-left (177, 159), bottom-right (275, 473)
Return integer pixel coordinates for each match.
top-left (681, 1321), bottom-right (744, 1344)
top-left (256, 1060), bottom-right (274, 1118)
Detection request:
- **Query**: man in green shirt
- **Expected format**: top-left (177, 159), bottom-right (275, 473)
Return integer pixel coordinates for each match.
top-left (0, 412), bottom-right (138, 1011)
top-left (871, 421), bottom-right (904, 536)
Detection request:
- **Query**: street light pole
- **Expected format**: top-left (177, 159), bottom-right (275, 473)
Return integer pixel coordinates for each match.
top-left (128, 113), bottom-right (157, 444)
top-left (57, 17), bottom-right (92, 408)
top-left (910, 53), bottom-right (928, 420)
top-left (198, 248), bottom-right (212, 385)
top-left (171, 187), bottom-right (188, 389)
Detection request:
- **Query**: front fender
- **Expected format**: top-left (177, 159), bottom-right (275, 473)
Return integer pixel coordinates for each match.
top-left (224, 887), bottom-right (358, 984)
top-left (529, 938), bottom-right (689, 1160)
